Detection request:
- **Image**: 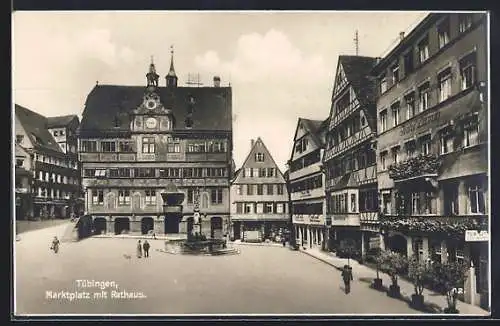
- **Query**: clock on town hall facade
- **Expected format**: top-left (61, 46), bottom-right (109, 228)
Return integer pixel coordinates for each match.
top-left (131, 87), bottom-right (175, 132)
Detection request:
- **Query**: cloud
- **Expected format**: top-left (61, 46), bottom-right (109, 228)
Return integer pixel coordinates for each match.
top-left (195, 29), bottom-right (332, 170)
top-left (14, 26), bottom-right (139, 116)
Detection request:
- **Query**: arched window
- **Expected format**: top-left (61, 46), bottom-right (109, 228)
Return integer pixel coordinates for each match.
top-left (201, 193), bottom-right (209, 209)
top-left (106, 192), bottom-right (116, 210)
top-left (132, 192), bottom-right (141, 210)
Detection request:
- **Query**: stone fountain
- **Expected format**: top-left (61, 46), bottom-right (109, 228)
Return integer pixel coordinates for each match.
top-left (160, 182), bottom-right (239, 256)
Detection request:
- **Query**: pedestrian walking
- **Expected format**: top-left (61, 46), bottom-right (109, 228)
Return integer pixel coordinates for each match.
top-left (341, 265), bottom-right (353, 294)
top-left (50, 236), bottom-right (60, 253)
top-left (143, 240), bottom-right (150, 257)
top-left (152, 232), bottom-right (157, 240)
top-left (136, 240), bottom-right (142, 258)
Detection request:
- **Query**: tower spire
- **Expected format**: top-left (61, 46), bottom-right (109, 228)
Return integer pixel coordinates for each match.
top-left (166, 45), bottom-right (178, 87)
top-left (146, 55), bottom-right (159, 88)
top-left (354, 30), bottom-right (359, 56)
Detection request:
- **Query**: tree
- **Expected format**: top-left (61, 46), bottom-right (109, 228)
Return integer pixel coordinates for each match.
top-left (379, 250), bottom-right (408, 297)
top-left (407, 256), bottom-right (433, 308)
top-left (430, 261), bottom-right (469, 313)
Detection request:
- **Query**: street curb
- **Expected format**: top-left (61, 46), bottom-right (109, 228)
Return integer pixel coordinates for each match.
top-left (300, 249), bottom-right (343, 271)
top-left (230, 242), bottom-right (284, 248)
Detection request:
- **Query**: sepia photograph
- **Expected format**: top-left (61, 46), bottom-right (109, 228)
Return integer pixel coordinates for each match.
top-left (12, 10), bottom-right (490, 317)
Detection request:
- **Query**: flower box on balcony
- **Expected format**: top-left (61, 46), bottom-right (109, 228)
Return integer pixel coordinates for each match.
top-left (388, 154), bottom-right (443, 181)
top-left (380, 215), bottom-right (488, 239)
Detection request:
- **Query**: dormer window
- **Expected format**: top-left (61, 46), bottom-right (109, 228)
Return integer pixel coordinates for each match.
top-left (255, 153), bottom-right (265, 162)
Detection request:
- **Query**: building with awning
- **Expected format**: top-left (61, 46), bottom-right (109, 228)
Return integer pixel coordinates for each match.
top-left (373, 12), bottom-right (488, 309)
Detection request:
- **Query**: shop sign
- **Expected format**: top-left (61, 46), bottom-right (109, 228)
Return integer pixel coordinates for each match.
top-left (15, 188), bottom-right (28, 193)
top-left (309, 215), bottom-right (324, 225)
top-left (400, 111), bottom-right (440, 136)
top-left (465, 230), bottom-right (489, 242)
top-left (292, 215), bottom-right (305, 224)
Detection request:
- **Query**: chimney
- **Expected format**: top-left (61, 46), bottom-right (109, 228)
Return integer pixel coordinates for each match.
top-left (251, 139), bottom-right (255, 149)
top-left (399, 32), bottom-right (405, 41)
top-left (213, 76), bottom-right (221, 87)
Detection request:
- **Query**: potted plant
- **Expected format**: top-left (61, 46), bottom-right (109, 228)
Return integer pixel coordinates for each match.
top-left (380, 250), bottom-right (408, 298)
top-left (407, 256), bottom-right (432, 309)
top-left (372, 250), bottom-right (384, 290)
top-left (430, 261), bottom-right (469, 314)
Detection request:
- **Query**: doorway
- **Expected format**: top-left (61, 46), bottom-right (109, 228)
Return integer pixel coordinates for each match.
top-left (93, 217), bottom-right (107, 235)
top-left (141, 217), bottom-right (154, 235)
top-left (210, 216), bottom-right (223, 239)
top-left (233, 221), bottom-right (241, 240)
top-left (114, 217), bottom-right (130, 235)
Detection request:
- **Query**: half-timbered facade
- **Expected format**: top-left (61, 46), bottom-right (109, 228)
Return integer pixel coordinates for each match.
top-left (323, 55), bottom-right (379, 256)
top-left (289, 118), bottom-right (328, 250)
top-left (15, 105), bottom-right (82, 219)
top-left (373, 12), bottom-right (488, 308)
top-left (77, 53), bottom-right (233, 238)
top-left (230, 138), bottom-right (289, 242)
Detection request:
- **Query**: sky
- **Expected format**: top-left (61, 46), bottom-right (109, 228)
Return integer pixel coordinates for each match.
top-left (12, 11), bottom-right (429, 172)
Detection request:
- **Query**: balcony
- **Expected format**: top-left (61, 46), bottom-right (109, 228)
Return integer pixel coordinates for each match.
top-left (185, 152), bottom-right (228, 162)
top-left (330, 213), bottom-right (360, 227)
top-left (329, 98), bottom-right (360, 130)
top-left (388, 154), bottom-right (442, 181)
top-left (324, 126), bottom-right (373, 161)
top-left (289, 163), bottom-right (322, 181)
top-left (290, 187), bottom-right (325, 201)
top-left (379, 214), bottom-right (488, 239)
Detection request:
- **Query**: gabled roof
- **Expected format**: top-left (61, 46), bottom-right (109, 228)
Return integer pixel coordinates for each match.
top-left (79, 85), bottom-right (232, 135)
top-left (232, 137), bottom-right (286, 185)
top-left (46, 115), bottom-right (79, 128)
top-left (15, 104), bottom-right (63, 153)
top-left (336, 55), bottom-right (378, 131)
top-left (331, 172), bottom-right (358, 191)
top-left (295, 117), bottom-right (329, 148)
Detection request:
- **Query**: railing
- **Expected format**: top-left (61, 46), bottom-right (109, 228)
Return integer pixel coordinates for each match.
top-left (379, 214), bottom-right (488, 239)
top-left (290, 187), bottom-right (325, 201)
top-left (324, 126), bottom-right (372, 161)
top-left (329, 213), bottom-right (360, 226)
top-left (329, 98), bottom-right (360, 130)
top-left (388, 154), bottom-right (442, 181)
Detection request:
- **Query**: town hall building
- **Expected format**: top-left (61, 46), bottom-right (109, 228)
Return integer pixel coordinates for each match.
top-left (77, 51), bottom-right (233, 238)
